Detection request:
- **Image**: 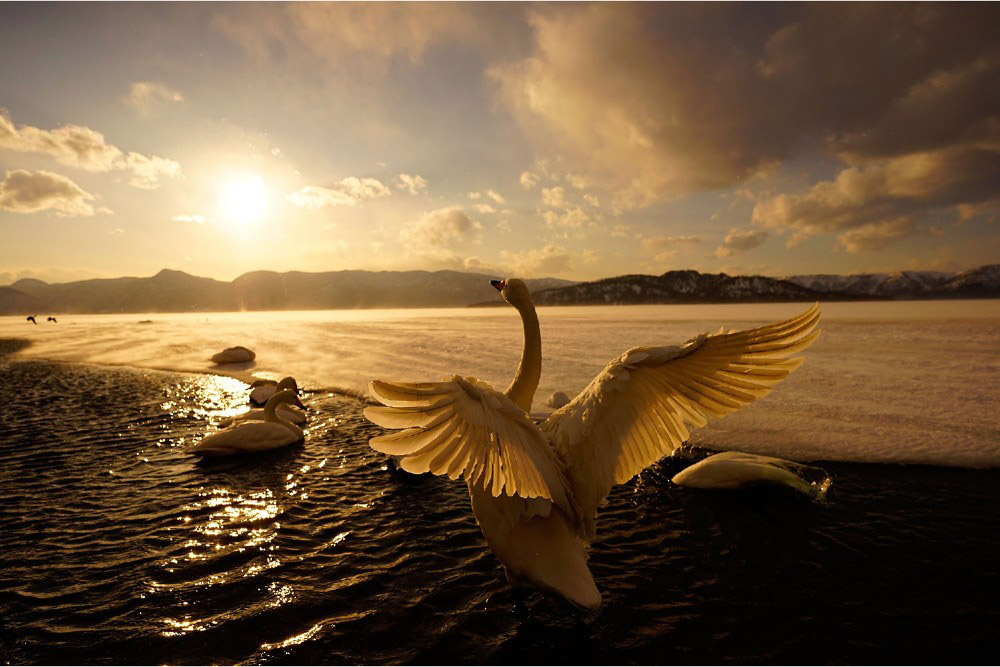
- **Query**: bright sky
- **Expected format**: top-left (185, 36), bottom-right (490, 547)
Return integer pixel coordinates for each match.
top-left (1, 3), bottom-right (998, 284)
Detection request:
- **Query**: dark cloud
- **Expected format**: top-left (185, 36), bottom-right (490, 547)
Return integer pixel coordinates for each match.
top-left (715, 229), bottom-right (769, 258)
top-left (491, 4), bottom-right (1000, 215)
top-left (0, 169), bottom-right (99, 216)
top-left (753, 146), bottom-right (1000, 246)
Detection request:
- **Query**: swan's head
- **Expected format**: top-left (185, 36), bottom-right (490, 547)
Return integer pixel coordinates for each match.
top-left (277, 376), bottom-right (298, 393)
top-left (267, 388), bottom-right (305, 411)
top-left (491, 278), bottom-right (533, 309)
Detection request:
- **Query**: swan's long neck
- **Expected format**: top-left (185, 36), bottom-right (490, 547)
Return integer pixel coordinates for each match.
top-left (504, 302), bottom-right (541, 413)
top-left (264, 399), bottom-right (280, 422)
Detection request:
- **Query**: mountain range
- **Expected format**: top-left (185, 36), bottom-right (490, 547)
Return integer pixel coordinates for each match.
top-left (0, 269), bottom-right (573, 314)
top-left (1, 265), bottom-right (997, 315)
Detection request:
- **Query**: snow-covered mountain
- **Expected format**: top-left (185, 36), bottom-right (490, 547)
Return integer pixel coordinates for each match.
top-left (531, 270), bottom-right (844, 306)
top-left (785, 266), bottom-right (999, 299)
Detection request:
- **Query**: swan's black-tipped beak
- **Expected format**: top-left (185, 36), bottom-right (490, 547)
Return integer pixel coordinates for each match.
top-left (490, 279), bottom-right (506, 292)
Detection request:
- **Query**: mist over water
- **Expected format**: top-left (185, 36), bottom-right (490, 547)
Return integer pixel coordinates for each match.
top-left (4, 300), bottom-right (998, 467)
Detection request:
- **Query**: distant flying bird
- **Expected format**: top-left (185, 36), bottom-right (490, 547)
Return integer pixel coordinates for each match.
top-left (26, 316), bottom-right (36, 325)
top-left (249, 376), bottom-right (298, 406)
top-left (365, 278), bottom-right (820, 609)
top-left (189, 389), bottom-right (305, 457)
top-left (47, 316), bottom-right (57, 323)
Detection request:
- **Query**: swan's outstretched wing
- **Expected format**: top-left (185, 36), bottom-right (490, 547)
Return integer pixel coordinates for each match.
top-left (541, 303), bottom-right (820, 539)
top-left (365, 375), bottom-right (573, 508)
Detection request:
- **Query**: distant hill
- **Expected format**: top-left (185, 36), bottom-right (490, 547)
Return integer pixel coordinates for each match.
top-left (0, 269), bottom-right (575, 314)
top-left (2, 265), bottom-right (996, 315)
top-left (530, 270), bottom-right (853, 306)
top-left (0, 286), bottom-right (42, 314)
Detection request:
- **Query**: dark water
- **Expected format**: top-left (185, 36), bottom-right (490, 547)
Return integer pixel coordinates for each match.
top-left (1, 340), bottom-right (999, 665)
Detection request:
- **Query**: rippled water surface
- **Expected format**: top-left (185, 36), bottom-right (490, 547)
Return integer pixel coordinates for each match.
top-left (1, 302), bottom-right (999, 664)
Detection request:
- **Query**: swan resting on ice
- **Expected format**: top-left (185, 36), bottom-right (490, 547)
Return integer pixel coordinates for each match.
top-left (249, 376), bottom-right (298, 406)
top-left (190, 389), bottom-right (305, 457)
top-left (364, 278), bottom-right (820, 609)
top-left (672, 451), bottom-right (830, 497)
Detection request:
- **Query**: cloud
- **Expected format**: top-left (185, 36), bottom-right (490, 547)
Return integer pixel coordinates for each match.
top-left (543, 207), bottom-right (588, 229)
top-left (490, 4), bottom-right (1000, 209)
top-left (473, 203), bottom-right (497, 214)
top-left (286, 185), bottom-right (357, 209)
top-left (654, 250), bottom-right (678, 263)
top-left (215, 3), bottom-right (499, 71)
top-left (124, 81), bottom-right (183, 115)
top-left (520, 171), bottom-right (540, 189)
top-left (397, 173), bottom-right (428, 194)
top-left (174, 214), bottom-right (207, 224)
top-left (500, 244), bottom-right (574, 277)
top-left (338, 176), bottom-right (392, 200)
top-left (752, 146), bottom-right (1000, 248)
top-left (583, 193), bottom-right (600, 207)
top-left (641, 235), bottom-right (701, 252)
top-left (0, 169), bottom-right (101, 216)
top-left (541, 186), bottom-right (567, 208)
top-left (486, 190), bottom-right (505, 204)
top-left (714, 228), bottom-right (769, 258)
top-left (287, 176), bottom-right (392, 209)
top-left (0, 109), bottom-right (181, 189)
top-left (835, 218), bottom-right (916, 253)
top-left (467, 191), bottom-right (481, 200)
top-left (400, 206), bottom-right (482, 247)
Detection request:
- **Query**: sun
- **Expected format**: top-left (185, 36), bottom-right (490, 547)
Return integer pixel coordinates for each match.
top-left (219, 175), bottom-right (269, 225)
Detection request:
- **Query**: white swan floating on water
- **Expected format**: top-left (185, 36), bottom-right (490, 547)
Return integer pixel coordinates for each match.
top-left (672, 451), bottom-right (830, 498)
top-left (364, 278), bottom-right (820, 609)
top-left (190, 389), bottom-right (305, 457)
top-left (218, 404), bottom-right (307, 428)
top-left (249, 376), bottom-right (298, 406)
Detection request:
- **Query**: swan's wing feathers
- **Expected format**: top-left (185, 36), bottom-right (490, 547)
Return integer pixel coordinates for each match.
top-left (542, 303), bottom-right (820, 539)
top-left (365, 376), bottom-right (570, 505)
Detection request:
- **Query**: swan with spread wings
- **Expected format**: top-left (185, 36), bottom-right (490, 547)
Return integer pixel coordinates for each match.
top-left (364, 278), bottom-right (820, 609)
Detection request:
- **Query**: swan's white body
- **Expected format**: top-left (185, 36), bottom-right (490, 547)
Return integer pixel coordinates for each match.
top-left (218, 405), bottom-right (307, 428)
top-left (191, 389), bottom-right (305, 457)
top-left (672, 451), bottom-right (826, 496)
top-left (365, 279), bottom-right (820, 608)
top-left (249, 376), bottom-right (298, 406)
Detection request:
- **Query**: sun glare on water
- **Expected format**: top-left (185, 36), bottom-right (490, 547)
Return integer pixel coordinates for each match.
top-left (219, 176), bottom-right (269, 226)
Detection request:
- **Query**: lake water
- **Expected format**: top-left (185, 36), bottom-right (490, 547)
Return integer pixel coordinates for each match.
top-left (1, 301), bottom-right (998, 663)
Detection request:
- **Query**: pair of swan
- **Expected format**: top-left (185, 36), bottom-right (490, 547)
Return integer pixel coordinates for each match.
top-left (190, 389), bottom-right (306, 457)
top-left (365, 278), bottom-right (820, 609)
top-left (216, 376), bottom-right (306, 428)
top-left (249, 376), bottom-right (298, 405)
